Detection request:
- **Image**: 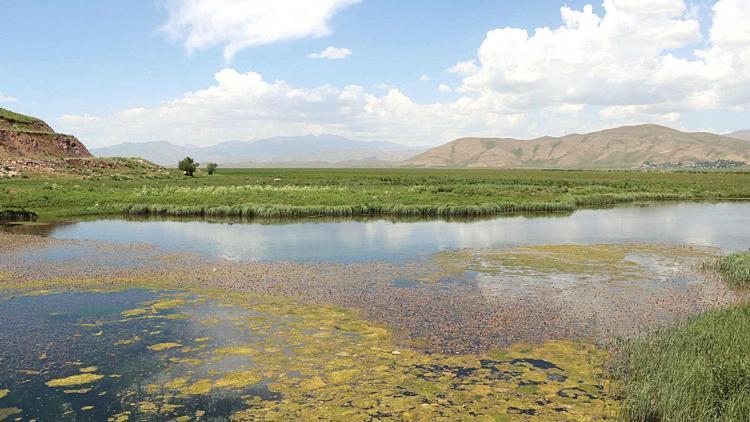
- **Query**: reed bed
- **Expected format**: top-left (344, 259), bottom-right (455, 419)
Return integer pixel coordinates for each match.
top-left (610, 303), bottom-right (750, 421)
top-left (717, 252), bottom-right (750, 286)
top-left (3, 168), bottom-right (750, 219)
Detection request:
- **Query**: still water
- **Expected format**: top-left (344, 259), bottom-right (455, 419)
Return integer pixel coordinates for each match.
top-left (5, 202), bottom-right (749, 262)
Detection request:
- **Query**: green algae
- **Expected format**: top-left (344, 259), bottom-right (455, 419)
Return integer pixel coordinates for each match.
top-left (147, 342), bottom-right (182, 351)
top-left (0, 390), bottom-right (7, 399)
top-left (110, 290), bottom-right (617, 420)
top-left (45, 373), bottom-right (104, 387)
top-left (434, 243), bottom-right (718, 281)
top-left (4, 281), bottom-right (619, 419)
top-left (0, 407), bottom-right (21, 421)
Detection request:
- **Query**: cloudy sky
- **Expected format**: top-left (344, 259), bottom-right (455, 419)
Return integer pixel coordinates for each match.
top-left (2, 0), bottom-right (749, 147)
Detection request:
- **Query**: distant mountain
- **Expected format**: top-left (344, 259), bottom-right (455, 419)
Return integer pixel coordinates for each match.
top-left (0, 107), bottom-right (91, 159)
top-left (728, 130), bottom-right (750, 142)
top-left (92, 135), bottom-right (423, 166)
top-left (404, 124), bottom-right (750, 168)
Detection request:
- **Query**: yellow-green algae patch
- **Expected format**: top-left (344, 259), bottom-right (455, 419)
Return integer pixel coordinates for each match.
top-left (45, 373), bottom-right (105, 387)
top-left (5, 281), bottom-right (620, 419)
top-left (434, 243), bottom-right (718, 280)
top-left (147, 342), bottom-right (182, 351)
top-left (107, 290), bottom-right (619, 420)
top-left (0, 389), bottom-right (7, 399)
top-left (0, 407), bottom-right (21, 421)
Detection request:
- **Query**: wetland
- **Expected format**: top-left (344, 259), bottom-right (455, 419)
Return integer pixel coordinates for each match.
top-left (2, 171), bottom-right (750, 420)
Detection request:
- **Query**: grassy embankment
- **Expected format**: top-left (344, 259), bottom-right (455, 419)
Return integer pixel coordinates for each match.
top-left (2, 168), bottom-right (750, 220)
top-left (612, 252), bottom-right (750, 421)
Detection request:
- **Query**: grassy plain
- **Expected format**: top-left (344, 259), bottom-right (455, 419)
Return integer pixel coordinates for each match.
top-left (2, 168), bottom-right (750, 219)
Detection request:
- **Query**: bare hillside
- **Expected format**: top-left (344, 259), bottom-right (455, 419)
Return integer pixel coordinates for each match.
top-left (405, 124), bottom-right (750, 168)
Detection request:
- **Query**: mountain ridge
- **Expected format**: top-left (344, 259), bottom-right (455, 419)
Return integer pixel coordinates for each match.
top-left (92, 135), bottom-right (423, 166)
top-left (405, 124), bottom-right (750, 168)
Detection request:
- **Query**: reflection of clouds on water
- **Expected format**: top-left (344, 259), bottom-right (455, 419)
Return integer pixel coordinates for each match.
top-left (47, 203), bottom-right (750, 262)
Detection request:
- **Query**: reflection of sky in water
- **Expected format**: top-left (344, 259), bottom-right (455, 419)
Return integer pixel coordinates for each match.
top-left (39, 203), bottom-right (750, 262)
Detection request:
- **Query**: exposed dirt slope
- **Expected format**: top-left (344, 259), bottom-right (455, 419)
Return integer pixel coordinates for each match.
top-left (0, 108), bottom-right (91, 158)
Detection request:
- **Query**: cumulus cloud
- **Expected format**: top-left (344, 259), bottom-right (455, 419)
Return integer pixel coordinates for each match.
top-left (308, 46), bottom-right (352, 59)
top-left (160, 0), bottom-right (359, 59)
top-left (454, 0), bottom-right (750, 123)
top-left (419, 74), bottom-right (431, 82)
top-left (57, 69), bottom-right (527, 147)
top-left (61, 0), bottom-right (750, 148)
top-left (0, 92), bottom-right (17, 103)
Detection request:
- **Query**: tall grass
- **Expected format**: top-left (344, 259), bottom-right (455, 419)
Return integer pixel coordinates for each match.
top-left (610, 303), bottom-right (750, 421)
top-left (717, 252), bottom-right (750, 285)
top-left (3, 168), bottom-right (750, 219)
top-left (117, 201), bottom-right (577, 218)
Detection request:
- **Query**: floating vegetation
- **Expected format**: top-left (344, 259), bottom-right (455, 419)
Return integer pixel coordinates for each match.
top-left (45, 373), bottom-right (105, 387)
top-left (435, 243), bottom-right (718, 281)
top-left (0, 288), bottom-right (618, 420)
top-left (0, 389), bottom-right (8, 399)
top-left (147, 342), bottom-right (182, 351)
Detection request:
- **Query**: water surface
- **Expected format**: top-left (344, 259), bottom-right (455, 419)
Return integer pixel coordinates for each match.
top-left (4, 202), bottom-right (749, 262)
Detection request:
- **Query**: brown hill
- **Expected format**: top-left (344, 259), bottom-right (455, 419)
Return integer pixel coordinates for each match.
top-left (728, 130), bottom-right (750, 142)
top-left (405, 124), bottom-right (750, 168)
top-left (0, 108), bottom-right (91, 158)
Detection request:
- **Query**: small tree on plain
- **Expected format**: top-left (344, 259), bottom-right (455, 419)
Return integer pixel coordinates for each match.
top-left (206, 162), bottom-right (218, 175)
top-left (179, 156), bottom-right (199, 177)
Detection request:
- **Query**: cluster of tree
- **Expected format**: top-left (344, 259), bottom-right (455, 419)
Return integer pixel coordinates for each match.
top-left (178, 157), bottom-right (218, 176)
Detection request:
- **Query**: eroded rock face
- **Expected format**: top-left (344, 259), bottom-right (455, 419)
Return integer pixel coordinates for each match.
top-left (0, 130), bottom-right (92, 158)
top-left (0, 108), bottom-right (92, 159)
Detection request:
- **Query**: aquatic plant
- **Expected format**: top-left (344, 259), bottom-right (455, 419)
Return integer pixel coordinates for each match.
top-left (3, 168), bottom-right (750, 219)
top-left (610, 303), bottom-right (750, 421)
top-left (717, 252), bottom-right (750, 285)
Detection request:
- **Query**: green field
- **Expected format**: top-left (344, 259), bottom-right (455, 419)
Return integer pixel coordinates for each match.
top-left (3, 168), bottom-right (750, 219)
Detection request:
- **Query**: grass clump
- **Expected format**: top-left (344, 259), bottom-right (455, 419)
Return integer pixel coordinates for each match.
top-left (611, 303), bottom-right (750, 421)
top-left (717, 252), bottom-right (750, 285)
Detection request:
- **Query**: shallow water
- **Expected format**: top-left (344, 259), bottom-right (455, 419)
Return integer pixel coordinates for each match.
top-left (4, 202), bottom-right (749, 262)
top-left (0, 289), bottom-right (618, 420)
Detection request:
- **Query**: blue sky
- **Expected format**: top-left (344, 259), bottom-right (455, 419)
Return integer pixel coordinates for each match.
top-left (2, 0), bottom-right (748, 147)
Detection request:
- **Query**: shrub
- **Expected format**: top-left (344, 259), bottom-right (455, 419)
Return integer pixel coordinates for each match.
top-left (206, 162), bottom-right (218, 175)
top-left (178, 157), bottom-right (199, 177)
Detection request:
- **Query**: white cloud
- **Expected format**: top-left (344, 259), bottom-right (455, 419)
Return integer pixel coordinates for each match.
top-left (453, 0), bottom-right (750, 124)
top-left (0, 92), bottom-right (17, 103)
top-left (419, 74), bottom-right (430, 82)
top-left (308, 46), bottom-right (352, 59)
top-left (438, 84), bottom-right (452, 93)
top-left (60, 0), bottom-right (750, 148)
top-left (160, 0), bottom-right (359, 59)
top-left (57, 69), bottom-right (527, 148)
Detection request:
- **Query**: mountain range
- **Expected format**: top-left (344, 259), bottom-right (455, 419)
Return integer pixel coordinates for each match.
top-left (92, 135), bottom-right (424, 166)
top-left (405, 124), bottom-right (750, 168)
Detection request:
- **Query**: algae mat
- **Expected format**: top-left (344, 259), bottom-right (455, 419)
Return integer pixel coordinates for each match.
top-left (0, 288), bottom-right (616, 420)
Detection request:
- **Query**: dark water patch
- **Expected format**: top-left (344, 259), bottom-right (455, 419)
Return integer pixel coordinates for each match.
top-left (510, 358), bottom-right (562, 371)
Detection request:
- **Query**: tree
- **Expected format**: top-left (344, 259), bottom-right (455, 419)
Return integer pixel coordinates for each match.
top-left (178, 156), bottom-right (199, 177)
top-left (206, 162), bottom-right (218, 175)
